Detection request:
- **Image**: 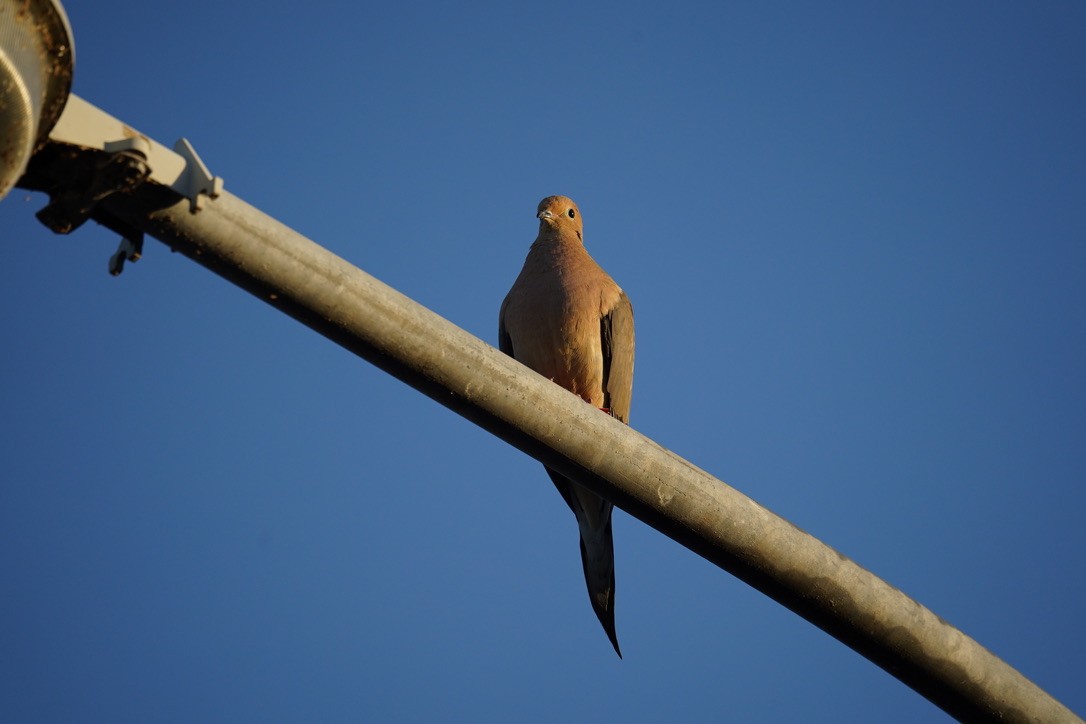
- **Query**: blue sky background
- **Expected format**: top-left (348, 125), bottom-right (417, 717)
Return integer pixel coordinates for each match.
top-left (2, 2), bottom-right (1084, 721)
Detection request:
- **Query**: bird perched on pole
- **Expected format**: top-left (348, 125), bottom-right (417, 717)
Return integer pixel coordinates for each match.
top-left (498, 195), bottom-right (635, 657)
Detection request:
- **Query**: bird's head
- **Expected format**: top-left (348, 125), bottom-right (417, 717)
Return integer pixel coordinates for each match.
top-left (536, 195), bottom-right (584, 241)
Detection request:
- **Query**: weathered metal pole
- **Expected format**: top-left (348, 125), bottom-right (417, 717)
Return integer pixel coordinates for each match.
top-left (64, 182), bottom-right (1075, 722)
top-left (1, 0), bottom-right (1076, 714)
top-left (8, 87), bottom-right (1079, 721)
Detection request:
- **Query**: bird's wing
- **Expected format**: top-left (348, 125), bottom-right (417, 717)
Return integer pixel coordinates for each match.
top-left (601, 291), bottom-right (635, 424)
top-left (498, 296), bottom-right (514, 358)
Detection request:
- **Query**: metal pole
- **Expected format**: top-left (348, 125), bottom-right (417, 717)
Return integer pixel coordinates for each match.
top-left (75, 185), bottom-right (1078, 723)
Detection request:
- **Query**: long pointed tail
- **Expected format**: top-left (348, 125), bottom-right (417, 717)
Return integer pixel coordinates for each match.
top-left (579, 511), bottom-right (621, 658)
top-left (547, 466), bottom-right (625, 659)
top-left (545, 468), bottom-right (622, 657)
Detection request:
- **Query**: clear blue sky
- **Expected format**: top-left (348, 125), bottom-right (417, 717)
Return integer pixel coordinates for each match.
top-left (2, 2), bottom-right (1084, 721)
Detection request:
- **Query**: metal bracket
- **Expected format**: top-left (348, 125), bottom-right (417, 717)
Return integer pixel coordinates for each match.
top-left (108, 230), bottom-right (144, 276)
top-left (173, 138), bottom-right (223, 213)
top-left (35, 142), bottom-right (152, 235)
top-left (20, 96), bottom-right (227, 274)
top-left (101, 139), bottom-right (219, 274)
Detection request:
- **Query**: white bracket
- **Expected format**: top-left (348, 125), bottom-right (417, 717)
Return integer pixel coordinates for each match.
top-left (47, 94), bottom-right (225, 214)
top-left (173, 138), bottom-right (223, 212)
top-left (30, 94), bottom-right (226, 274)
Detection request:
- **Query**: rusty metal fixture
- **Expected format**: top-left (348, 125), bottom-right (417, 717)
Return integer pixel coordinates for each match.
top-left (0, 0), bottom-right (73, 198)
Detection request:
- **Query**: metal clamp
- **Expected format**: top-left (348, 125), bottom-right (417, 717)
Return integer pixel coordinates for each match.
top-left (108, 231), bottom-right (144, 276)
top-left (21, 95), bottom-right (227, 274)
top-left (173, 138), bottom-right (223, 213)
top-left (35, 141), bottom-right (152, 235)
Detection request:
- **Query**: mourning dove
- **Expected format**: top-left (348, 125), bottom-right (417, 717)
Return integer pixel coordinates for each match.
top-left (498, 195), bottom-right (635, 658)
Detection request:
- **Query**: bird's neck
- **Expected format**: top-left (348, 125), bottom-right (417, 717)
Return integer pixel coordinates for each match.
top-left (530, 232), bottom-right (584, 258)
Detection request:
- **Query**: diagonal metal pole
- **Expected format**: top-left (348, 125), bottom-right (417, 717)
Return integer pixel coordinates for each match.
top-left (15, 102), bottom-right (1083, 723)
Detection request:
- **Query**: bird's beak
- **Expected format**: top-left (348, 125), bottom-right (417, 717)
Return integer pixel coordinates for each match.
top-left (537, 210), bottom-right (554, 221)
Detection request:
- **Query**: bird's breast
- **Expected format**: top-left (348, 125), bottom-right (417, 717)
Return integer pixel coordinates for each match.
top-left (502, 271), bottom-right (615, 407)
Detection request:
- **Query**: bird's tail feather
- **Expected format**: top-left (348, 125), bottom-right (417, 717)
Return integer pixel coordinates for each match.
top-left (579, 511), bottom-right (621, 658)
top-left (545, 467), bottom-right (622, 658)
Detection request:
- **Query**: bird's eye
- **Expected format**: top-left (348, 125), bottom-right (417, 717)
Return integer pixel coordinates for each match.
top-left (567, 208), bottom-right (576, 218)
